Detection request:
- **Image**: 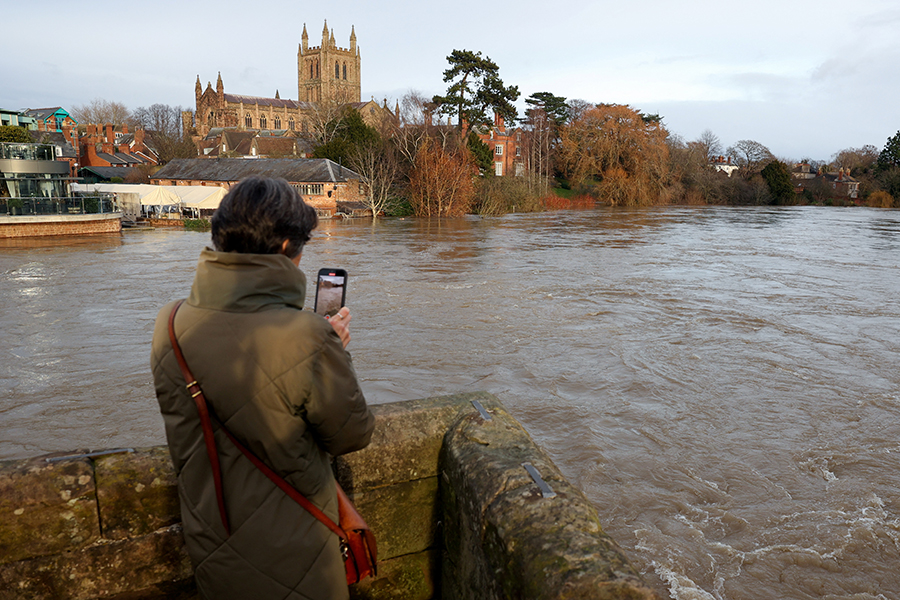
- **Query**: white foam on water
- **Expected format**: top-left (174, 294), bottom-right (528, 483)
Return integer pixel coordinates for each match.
top-left (654, 565), bottom-right (718, 600)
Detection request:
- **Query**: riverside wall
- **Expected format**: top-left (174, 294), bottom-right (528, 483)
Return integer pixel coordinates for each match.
top-left (0, 392), bottom-right (658, 600)
top-left (0, 214), bottom-right (122, 238)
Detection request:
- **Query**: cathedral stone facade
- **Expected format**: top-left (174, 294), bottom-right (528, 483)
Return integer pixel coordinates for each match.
top-left (191, 21), bottom-right (370, 140)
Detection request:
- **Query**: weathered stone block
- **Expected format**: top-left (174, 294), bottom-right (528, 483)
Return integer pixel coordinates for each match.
top-left (350, 549), bottom-right (438, 600)
top-left (336, 392), bottom-right (502, 491)
top-left (0, 456), bottom-right (99, 564)
top-left (0, 525), bottom-right (192, 600)
top-left (94, 448), bottom-right (179, 540)
top-left (348, 477), bottom-right (440, 561)
top-left (483, 481), bottom-right (657, 599)
top-left (441, 404), bottom-right (659, 600)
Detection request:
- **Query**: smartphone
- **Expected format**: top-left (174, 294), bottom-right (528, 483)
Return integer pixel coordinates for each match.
top-left (314, 268), bottom-right (348, 318)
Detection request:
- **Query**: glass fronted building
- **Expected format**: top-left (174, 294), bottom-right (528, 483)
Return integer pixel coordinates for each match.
top-left (0, 143), bottom-right (115, 215)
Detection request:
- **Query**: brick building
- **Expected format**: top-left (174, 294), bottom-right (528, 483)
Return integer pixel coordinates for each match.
top-left (22, 107), bottom-right (77, 133)
top-left (150, 158), bottom-right (365, 217)
top-left (78, 123), bottom-right (158, 170)
top-left (475, 113), bottom-right (524, 176)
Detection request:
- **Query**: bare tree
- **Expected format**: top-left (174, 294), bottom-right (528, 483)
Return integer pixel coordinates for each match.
top-left (305, 88), bottom-right (357, 146)
top-left (131, 104), bottom-right (195, 163)
top-left (832, 145), bottom-right (879, 173)
top-left (348, 138), bottom-right (401, 216)
top-left (726, 139), bottom-right (774, 177)
top-left (696, 129), bottom-right (723, 161)
top-left (392, 91), bottom-right (434, 166)
top-left (70, 98), bottom-right (131, 126)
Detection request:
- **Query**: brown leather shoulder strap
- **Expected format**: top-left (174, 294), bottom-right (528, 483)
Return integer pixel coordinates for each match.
top-left (166, 300), bottom-right (345, 541)
top-left (168, 300), bottom-right (231, 536)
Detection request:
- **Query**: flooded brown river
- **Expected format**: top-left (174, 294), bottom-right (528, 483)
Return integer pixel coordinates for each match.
top-left (2, 206), bottom-right (899, 599)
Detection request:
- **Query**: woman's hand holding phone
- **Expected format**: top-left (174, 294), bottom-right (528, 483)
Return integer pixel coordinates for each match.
top-left (327, 306), bottom-right (352, 349)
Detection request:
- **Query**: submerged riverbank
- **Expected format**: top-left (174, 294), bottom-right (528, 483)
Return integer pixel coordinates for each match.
top-left (2, 206), bottom-right (899, 599)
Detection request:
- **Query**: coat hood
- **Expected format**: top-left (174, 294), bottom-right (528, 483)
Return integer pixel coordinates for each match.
top-left (188, 248), bottom-right (307, 312)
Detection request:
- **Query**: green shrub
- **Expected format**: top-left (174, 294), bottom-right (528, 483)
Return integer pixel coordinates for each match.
top-left (184, 219), bottom-right (211, 231)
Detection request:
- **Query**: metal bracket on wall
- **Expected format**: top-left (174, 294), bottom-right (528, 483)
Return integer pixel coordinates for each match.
top-left (522, 462), bottom-right (557, 499)
top-left (471, 399), bottom-right (493, 421)
top-left (45, 448), bottom-right (135, 463)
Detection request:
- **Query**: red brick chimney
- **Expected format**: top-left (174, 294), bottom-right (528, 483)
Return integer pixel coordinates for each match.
top-left (494, 112), bottom-right (504, 130)
top-left (102, 124), bottom-right (114, 154)
top-left (122, 123), bottom-right (129, 134)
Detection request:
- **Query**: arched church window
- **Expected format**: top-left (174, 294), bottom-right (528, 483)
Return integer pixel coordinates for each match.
top-left (310, 62), bottom-right (314, 79)
top-left (315, 60), bottom-right (319, 79)
top-left (245, 113), bottom-right (252, 127)
top-left (274, 116), bottom-right (281, 129)
top-left (260, 114), bottom-right (267, 129)
top-left (208, 111), bottom-right (214, 126)
top-left (289, 117), bottom-right (295, 131)
top-left (343, 63), bottom-right (347, 80)
top-left (335, 61), bottom-right (340, 79)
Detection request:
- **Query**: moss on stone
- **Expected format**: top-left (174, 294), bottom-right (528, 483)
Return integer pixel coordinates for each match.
top-left (0, 457), bottom-right (99, 564)
top-left (94, 447), bottom-right (179, 540)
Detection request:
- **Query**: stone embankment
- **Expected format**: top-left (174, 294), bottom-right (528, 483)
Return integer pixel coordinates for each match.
top-left (0, 392), bottom-right (658, 599)
top-left (0, 214), bottom-right (122, 238)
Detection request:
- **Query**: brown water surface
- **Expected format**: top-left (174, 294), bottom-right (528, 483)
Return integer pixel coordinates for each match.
top-left (1, 207), bottom-right (899, 599)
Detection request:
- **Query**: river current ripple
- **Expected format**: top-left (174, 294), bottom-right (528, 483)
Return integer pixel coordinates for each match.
top-left (1, 206), bottom-right (899, 599)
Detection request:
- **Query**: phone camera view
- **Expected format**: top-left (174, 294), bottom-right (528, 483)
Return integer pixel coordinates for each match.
top-left (314, 270), bottom-right (347, 318)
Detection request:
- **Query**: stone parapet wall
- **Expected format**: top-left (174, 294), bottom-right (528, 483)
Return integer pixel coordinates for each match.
top-left (0, 214), bottom-right (122, 239)
top-left (0, 393), bottom-right (657, 599)
top-left (440, 401), bottom-right (658, 599)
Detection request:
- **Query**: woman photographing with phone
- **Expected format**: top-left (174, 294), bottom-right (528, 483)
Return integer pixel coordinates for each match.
top-left (151, 176), bottom-right (374, 599)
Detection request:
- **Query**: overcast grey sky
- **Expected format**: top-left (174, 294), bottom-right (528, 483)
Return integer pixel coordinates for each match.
top-left (4, 0), bottom-right (899, 161)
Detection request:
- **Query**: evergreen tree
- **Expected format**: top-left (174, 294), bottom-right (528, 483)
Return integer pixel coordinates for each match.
top-left (0, 126), bottom-right (33, 143)
top-left (432, 49), bottom-right (519, 138)
top-left (312, 109), bottom-right (379, 166)
top-left (877, 130), bottom-right (900, 172)
top-left (467, 131), bottom-right (492, 175)
top-left (761, 160), bottom-right (795, 205)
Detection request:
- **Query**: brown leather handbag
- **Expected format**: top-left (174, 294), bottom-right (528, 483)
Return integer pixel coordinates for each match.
top-left (167, 301), bottom-right (377, 585)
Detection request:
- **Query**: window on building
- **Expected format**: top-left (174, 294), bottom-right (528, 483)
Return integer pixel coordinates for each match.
top-left (274, 116), bottom-right (281, 129)
top-left (291, 183), bottom-right (324, 195)
top-left (245, 114), bottom-right (252, 128)
top-left (335, 61), bottom-right (340, 78)
top-left (495, 162), bottom-right (503, 176)
top-left (515, 146), bottom-right (521, 157)
top-left (315, 60), bottom-right (319, 78)
top-left (310, 62), bottom-right (314, 79)
top-left (495, 145), bottom-right (503, 156)
top-left (289, 117), bottom-right (295, 131)
top-left (260, 115), bottom-right (267, 129)
top-left (343, 63), bottom-right (347, 80)
top-left (208, 111), bottom-right (214, 126)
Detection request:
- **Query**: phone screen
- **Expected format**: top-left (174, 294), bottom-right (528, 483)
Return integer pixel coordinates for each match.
top-left (314, 269), bottom-right (347, 317)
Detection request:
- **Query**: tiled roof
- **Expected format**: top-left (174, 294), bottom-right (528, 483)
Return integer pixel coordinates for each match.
top-left (223, 94), bottom-right (315, 110)
top-left (78, 166), bottom-right (136, 180)
top-left (27, 130), bottom-right (77, 158)
top-left (253, 137), bottom-right (296, 154)
top-left (23, 107), bottom-right (63, 120)
top-left (96, 152), bottom-right (128, 165)
top-left (113, 152), bottom-right (142, 165)
top-left (221, 130), bottom-right (256, 150)
top-left (152, 158), bottom-right (360, 183)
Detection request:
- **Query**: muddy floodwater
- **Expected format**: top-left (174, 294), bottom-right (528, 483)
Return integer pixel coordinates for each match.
top-left (2, 206), bottom-right (899, 599)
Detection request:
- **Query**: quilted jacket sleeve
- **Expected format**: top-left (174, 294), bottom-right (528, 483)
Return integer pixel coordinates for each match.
top-left (302, 325), bottom-right (374, 457)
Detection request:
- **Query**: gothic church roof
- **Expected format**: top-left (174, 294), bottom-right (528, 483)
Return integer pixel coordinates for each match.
top-left (223, 94), bottom-right (313, 110)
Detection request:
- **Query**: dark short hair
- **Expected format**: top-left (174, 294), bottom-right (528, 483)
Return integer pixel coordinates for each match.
top-left (211, 177), bottom-right (318, 257)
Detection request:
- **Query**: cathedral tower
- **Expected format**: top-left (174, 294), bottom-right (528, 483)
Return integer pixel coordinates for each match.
top-left (297, 21), bottom-right (361, 104)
